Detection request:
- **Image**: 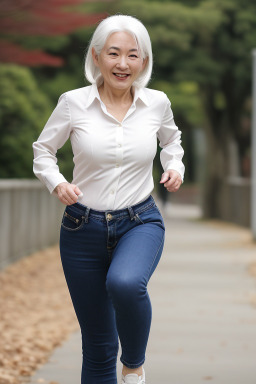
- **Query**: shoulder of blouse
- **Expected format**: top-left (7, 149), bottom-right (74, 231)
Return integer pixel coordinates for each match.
top-left (142, 88), bottom-right (171, 122)
top-left (61, 85), bottom-right (92, 105)
top-left (143, 87), bottom-right (169, 104)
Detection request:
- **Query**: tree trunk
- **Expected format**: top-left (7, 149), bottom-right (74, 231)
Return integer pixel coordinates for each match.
top-left (201, 127), bottom-right (226, 218)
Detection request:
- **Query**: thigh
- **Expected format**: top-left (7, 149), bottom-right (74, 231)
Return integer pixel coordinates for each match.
top-left (59, 215), bottom-right (118, 348)
top-left (108, 215), bottom-right (165, 286)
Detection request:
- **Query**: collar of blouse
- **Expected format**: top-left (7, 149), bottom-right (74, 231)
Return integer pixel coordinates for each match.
top-left (85, 82), bottom-right (150, 109)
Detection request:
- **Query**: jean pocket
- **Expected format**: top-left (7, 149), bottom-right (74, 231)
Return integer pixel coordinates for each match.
top-left (61, 208), bottom-right (85, 231)
top-left (136, 206), bottom-right (165, 230)
top-left (134, 213), bottom-right (144, 224)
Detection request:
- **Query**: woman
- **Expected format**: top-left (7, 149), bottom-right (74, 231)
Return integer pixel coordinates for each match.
top-left (33, 14), bottom-right (185, 384)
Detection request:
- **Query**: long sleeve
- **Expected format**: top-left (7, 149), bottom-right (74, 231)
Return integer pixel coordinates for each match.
top-left (157, 94), bottom-right (185, 181)
top-left (32, 93), bottom-right (71, 193)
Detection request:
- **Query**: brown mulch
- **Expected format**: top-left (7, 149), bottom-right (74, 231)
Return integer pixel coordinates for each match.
top-left (0, 246), bottom-right (79, 384)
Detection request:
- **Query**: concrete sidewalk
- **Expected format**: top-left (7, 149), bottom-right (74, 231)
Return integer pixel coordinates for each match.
top-left (28, 203), bottom-right (256, 384)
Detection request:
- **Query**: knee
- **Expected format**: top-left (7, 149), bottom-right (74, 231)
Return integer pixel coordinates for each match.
top-left (106, 273), bottom-right (146, 301)
top-left (82, 335), bottom-right (119, 365)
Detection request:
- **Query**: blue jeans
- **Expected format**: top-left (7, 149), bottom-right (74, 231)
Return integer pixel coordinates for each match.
top-left (59, 195), bottom-right (165, 384)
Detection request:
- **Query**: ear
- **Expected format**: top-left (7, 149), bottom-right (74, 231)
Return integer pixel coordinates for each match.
top-left (92, 47), bottom-right (99, 67)
top-left (142, 56), bottom-right (148, 71)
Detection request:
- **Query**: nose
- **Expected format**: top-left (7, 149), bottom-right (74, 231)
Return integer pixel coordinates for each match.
top-left (116, 55), bottom-right (129, 70)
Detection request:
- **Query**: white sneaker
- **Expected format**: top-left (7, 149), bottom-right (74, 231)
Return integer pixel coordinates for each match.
top-left (121, 367), bottom-right (145, 384)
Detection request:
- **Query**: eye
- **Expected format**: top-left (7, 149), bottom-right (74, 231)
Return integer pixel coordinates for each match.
top-left (129, 54), bottom-right (138, 58)
top-left (109, 52), bottom-right (118, 56)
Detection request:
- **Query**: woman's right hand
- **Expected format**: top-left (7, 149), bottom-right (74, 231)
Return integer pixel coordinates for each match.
top-left (54, 182), bottom-right (82, 205)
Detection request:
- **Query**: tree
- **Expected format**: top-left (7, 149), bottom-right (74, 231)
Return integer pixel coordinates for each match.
top-left (0, 0), bottom-right (106, 66)
top-left (0, 64), bottom-right (51, 177)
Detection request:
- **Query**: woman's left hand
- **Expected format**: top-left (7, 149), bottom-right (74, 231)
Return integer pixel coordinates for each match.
top-left (159, 169), bottom-right (182, 192)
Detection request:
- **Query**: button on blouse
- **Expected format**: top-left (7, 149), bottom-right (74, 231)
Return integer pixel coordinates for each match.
top-left (32, 83), bottom-right (185, 210)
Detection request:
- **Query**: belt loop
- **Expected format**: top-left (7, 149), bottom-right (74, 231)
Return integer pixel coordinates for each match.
top-left (127, 206), bottom-right (135, 221)
top-left (84, 207), bottom-right (90, 223)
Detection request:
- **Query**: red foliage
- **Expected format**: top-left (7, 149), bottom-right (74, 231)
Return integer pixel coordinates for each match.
top-left (0, 0), bottom-right (107, 66)
top-left (0, 41), bottom-right (64, 66)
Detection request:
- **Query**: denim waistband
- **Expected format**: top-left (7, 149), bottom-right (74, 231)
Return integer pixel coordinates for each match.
top-left (70, 195), bottom-right (156, 222)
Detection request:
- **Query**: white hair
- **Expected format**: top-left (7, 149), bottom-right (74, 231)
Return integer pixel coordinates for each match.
top-left (84, 14), bottom-right (153, 88)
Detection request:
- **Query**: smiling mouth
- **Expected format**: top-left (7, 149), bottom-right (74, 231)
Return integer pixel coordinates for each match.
top-left (113, 73), bottom-right (130, 79)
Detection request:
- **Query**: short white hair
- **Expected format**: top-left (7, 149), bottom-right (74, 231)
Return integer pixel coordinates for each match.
top-left (84, 14), bottom-right (153, 88)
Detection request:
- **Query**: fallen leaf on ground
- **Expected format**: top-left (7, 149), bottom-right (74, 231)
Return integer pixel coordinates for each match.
top-left (0, 246), bottom-right (79, 384)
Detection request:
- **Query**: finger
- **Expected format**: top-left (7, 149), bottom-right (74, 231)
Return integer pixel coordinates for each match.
top-left (61, 193), bottom-right (75, 205)
top-left (66, 200), bottom-right (76, 206)
top-left (173, 184), bottom-right (180, 191)
top-left (59, 196), bottom-right (72, 206)
top-left (166, 175), bottom-right (182, 188)
top-left (66, 187), bottom-right (79, 203)
top-left (58, 188), bottom-right (76, 205)
top-left (164, 177), bottom-right (176, 188)
top-left (160, 172), bottom-right (170, 183)
top-left (167, 181), bottom-right (181, 192)
top-left (74, 188), bottom-right (82, 196)
top-left (66, 195), bottom-right (78, 205)
top-left (174, 179), bottom-right (181, 188)
top-left (72, 184), bottom-right (82, 196)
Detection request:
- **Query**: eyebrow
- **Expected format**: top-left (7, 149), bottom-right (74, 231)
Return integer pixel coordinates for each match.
top-left (107, 46), bottom-right (138, 52)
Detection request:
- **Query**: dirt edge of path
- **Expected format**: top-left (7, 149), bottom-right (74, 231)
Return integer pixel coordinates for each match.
top-left (0, 246), bottom-right (79, 384)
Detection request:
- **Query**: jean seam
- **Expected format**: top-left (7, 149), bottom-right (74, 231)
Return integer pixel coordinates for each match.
top-left (115, 203), bottom-right (155, 222)
top-left (90, 215), bottom-right (105, 222)
top-left (146, 233), bottom-right (165, 281)
top-left (120, 233), bottom-right (164, 370)
top-left (134, 213), bottom-right (144, 224)
top-left (135, 203), bottom-right (156, 215)
top-left (120, 357), bottom-right (145, 369)
top-left (61, 217), bottom-right (86, 232)
top-left (154, 205), bottom-right (163, 216)
top-left (107, 222), bottom-right (117, 261)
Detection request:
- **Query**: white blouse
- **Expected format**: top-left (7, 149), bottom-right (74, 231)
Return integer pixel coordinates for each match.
top-left (32, 83), bottom-right (185, 210)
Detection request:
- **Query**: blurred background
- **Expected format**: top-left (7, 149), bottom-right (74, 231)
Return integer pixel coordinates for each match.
top-left (1, 1), bottom-right (256, 383)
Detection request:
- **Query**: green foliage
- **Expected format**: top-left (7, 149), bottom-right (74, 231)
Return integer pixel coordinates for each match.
top-left (30, 27), bottom-right (94, 103)
top-left (0, 64), bottom-right (75, 180)
top-left (115, 0), bottom-right (255, 173)
top-left (0, 64), bottom-right (51, 178)
top-left (151, 80), bottom-right (204, 127)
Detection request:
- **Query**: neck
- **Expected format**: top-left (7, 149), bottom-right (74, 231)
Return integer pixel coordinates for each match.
top-left (98, 83), bottom-right (134, 105)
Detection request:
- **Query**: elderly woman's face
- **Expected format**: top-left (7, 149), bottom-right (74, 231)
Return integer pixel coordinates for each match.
top-left (92, 31), bottom-right (147, 92)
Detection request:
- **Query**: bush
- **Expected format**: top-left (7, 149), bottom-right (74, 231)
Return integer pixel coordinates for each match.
top-left (0, 64), bottom-right (51, 178)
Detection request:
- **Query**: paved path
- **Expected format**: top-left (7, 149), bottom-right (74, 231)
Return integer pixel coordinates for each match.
top-left (28, 203), bottom-right (256, 384)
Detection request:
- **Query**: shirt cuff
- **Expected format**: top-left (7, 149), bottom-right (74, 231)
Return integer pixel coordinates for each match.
top-left (165, 163), bottom-right (185, 182)
top-left (42, 173), bottom-right (69, 194)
